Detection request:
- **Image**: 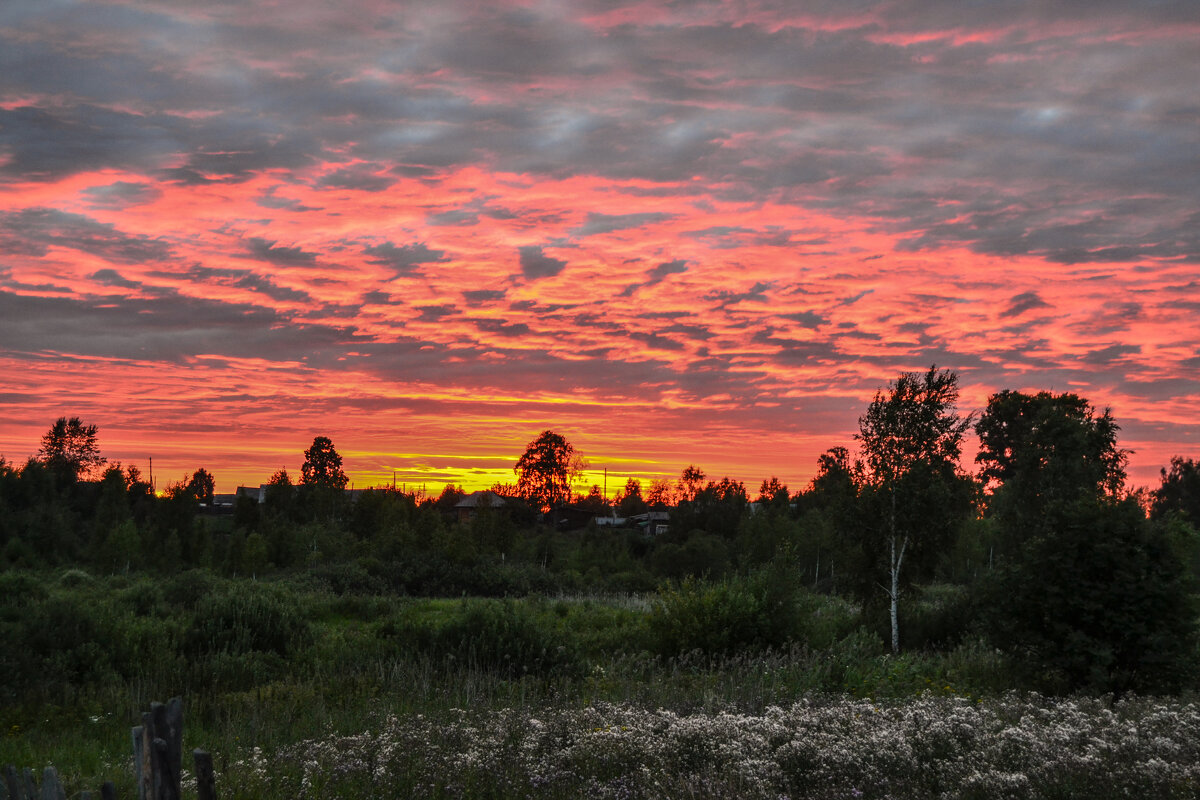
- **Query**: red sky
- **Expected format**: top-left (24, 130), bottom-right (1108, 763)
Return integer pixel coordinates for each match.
top-left (2, 1), bottom-right (1198, 495)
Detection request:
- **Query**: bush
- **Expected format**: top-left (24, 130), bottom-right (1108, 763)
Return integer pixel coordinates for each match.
top-left (162, 568), bottom-right (220, 610)
top-left (184, 582), bottom-right (313, 660)
top-left (648, 568), bottom-right (806, 656)
top-left (379, 598), bottom-right (581, 677)
top-left (306, 560), bottom-right (388, 595)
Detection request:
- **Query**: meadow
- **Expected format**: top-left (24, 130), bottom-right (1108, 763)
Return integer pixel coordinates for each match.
top-left (3, 567), bottom-right (1198, 799)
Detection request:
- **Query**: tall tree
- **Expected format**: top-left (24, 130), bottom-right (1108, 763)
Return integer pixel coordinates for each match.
top-left (1151, 456), bottom-right (1200, 525)
top-left (976, 390), bottom-right (1125, 526)
top-left (676, 465), bottom-right (706, 503)
top-left (646, 479), bottom-right (674, 508)
top-left (301, 436), bottom-right (348, 490)
top-left (514, 430), bottom-right (584, 513)
top-left (976, 393), bottom-right (1196, 693)
top-left (37, 416), bottom-right (105, 481)
top-left (617, 478), bottom-right (647, 517)
top-left (855, 366), bottom-right (973, 653)
top-left (187, 468), bottom-right (215, 506)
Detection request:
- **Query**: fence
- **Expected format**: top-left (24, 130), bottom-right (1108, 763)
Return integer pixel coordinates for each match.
top-left (2, 699), bottom-right (214, 800)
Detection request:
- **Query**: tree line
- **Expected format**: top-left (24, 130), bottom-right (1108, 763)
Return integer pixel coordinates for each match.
top-left (3, 366), bottom-right (1199, 694)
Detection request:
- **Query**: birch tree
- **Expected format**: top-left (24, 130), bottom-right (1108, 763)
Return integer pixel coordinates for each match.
top-left (855, 367), bottom-right (972, 653)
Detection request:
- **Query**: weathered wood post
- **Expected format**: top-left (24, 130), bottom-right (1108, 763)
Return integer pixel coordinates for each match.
top-left (38, 767), bottom-right (65, 800)
top-left (133, 698), bottom-right (184, 800)
top-left (193, 750), bottom-right (215, 800)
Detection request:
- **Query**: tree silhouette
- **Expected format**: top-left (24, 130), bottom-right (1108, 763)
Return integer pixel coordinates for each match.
top-left (676, 465), bottom-right (706, 503)
top-left (855, 366), bottom-right (973, 653)
top-left (1152, 456), bottom-right (1200, 524)
top-left (187, 468), bottom-right (215, 506)
top-left (976, 390), bottom-right (1125, 508)
top-left (38, 416), bottom-right (105, 481)
top-left (515, 430), bottom-right (584, 513)
top-left (301, 436), bottom-right (348, 490)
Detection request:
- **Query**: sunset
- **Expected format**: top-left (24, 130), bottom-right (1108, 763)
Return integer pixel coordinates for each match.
top-left (2, 1), bottom-right (1198, 493)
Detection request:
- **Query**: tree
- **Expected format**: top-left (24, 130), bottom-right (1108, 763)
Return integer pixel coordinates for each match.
top-left (37, 417), bottom-right (105, 481)
top-left (579, 484), bottom-right (610, 514)
top-left (1151, 456), bottom-right (1200, 524)
top-left (855, 366), bottom-right (973, 653)
top-left (514, 430), bottom-right (584, 513)
top-left (986, 495), bottom-right (1196, 695)
top-left (646, 479), bottom-right (674, 508)
top-left (301, 436), bottom-right (348, 490)
top-left (806, 447), bottom-right (856, 510)
top-left (617, 478), bottom-right (648, 517)
top-left (186, 468), bottom-right (215, 506)
top-left (677, 465), bottom-right (706, 503)
top-left (976, 390), bottom-right (1125, 522)
top-left (262, 468), bottom-right (294, 520)
top-left (976, 393), bottom-right (1197, 693)
top-left (757, 476), bottom-right (789, 511)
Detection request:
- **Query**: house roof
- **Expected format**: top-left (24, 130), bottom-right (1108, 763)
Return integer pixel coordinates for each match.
top-left (455, 489), bottom-right (507, 509)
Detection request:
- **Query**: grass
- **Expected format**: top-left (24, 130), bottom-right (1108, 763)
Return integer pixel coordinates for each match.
top-left (0, 567), bottom-right (1186, 798)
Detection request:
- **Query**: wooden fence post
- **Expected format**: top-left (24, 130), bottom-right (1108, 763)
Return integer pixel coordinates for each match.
top-left (4, 697), bottom-right (205, 800)
top-left (193, 750), bottom-right (215, 800)
top-left (1, 765), bottom-right (16, 800)
top-left (39, 767), bottom-right (65, 800)
top-left (132, 725), bottom-right (145, 800)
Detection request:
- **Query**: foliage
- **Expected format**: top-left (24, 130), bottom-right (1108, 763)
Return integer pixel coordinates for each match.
top-left (379, 598), bottom-right (582, 677)
top-left (853, 366), bottom-right (975, 652)
top-left (615, 477), bottom-right (647, 517)
top-left (300, 436), bottom-right (348, 490)
top-left (186, 468), bottom-right (215, 506)
top-left (857, 367), bottom-right (971, 484)
top-left (183, 581), bottom-right (313, 663)
top-left (37, 416), bottom-right (105, 481)
top-left (981, 496), bottom-right (1198, 695)
top-left (670, 476), bottom-right (749, 540)
top-left (647, 568), bottom-right (812, 655)
top-left (676, 464), bottom-right (706, 503)
top-left (237, 694), bottom-right (1200, 800)
top-left (514, 430), bottom-right (584, 512)
top-left (1152, 455), bottom-right (1200, 524)
top-left (976, 390), bottom-right (1126, 527)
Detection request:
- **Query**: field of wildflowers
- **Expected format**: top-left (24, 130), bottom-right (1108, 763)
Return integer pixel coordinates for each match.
top-left (4, 570), bottom-right (1198, 799)
top-left (228, 693), bottom-right (1200, 799)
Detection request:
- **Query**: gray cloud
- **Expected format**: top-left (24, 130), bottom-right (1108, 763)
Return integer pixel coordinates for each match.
top-left (244, 238), bottom-right (319, 267)
top-left (82, 181), bottom-right (161, 209)
top-left (462, 289), bottom-right (507, 304)
top-left (621, 258), bottom-right (688, 296)
top-left (315, 165), bottom-right (396, 193)
top-left (0, 288), bottom-right (349, 363)
top-left (571, 212), bottom-right (674, 237)
top-left (518, 245), bottom-right (568, 279)
top-left (0, 208), bottom-right (173, 264)
top-left (364, 241), bottom-right (449, 277)
top-left (1001, 291), bottom-right (1052, 318)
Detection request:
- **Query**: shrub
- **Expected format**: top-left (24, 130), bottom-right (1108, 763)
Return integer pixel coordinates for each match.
top-left (648, 568), bottom-right (805, 656)
top-left (379, 598), bottom-right (581, 677)
top-left (162, 568), bottom-right (220, 610)
top-left (184, 582), bottom-right (313, 660)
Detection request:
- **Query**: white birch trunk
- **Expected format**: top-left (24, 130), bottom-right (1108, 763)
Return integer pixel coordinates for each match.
top-left (889, 534), bottom-right (907, 654)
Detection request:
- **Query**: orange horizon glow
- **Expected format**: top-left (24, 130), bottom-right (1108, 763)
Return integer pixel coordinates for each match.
top-left (1, 1), bottom-right (1197, 496)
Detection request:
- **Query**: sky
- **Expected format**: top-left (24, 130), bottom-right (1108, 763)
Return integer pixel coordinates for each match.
top-left (1, 0), bottom-right (1198, 495)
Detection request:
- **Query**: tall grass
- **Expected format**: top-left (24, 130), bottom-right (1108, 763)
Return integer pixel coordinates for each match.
top-left (0, 567), bottom-right (1105, 798)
